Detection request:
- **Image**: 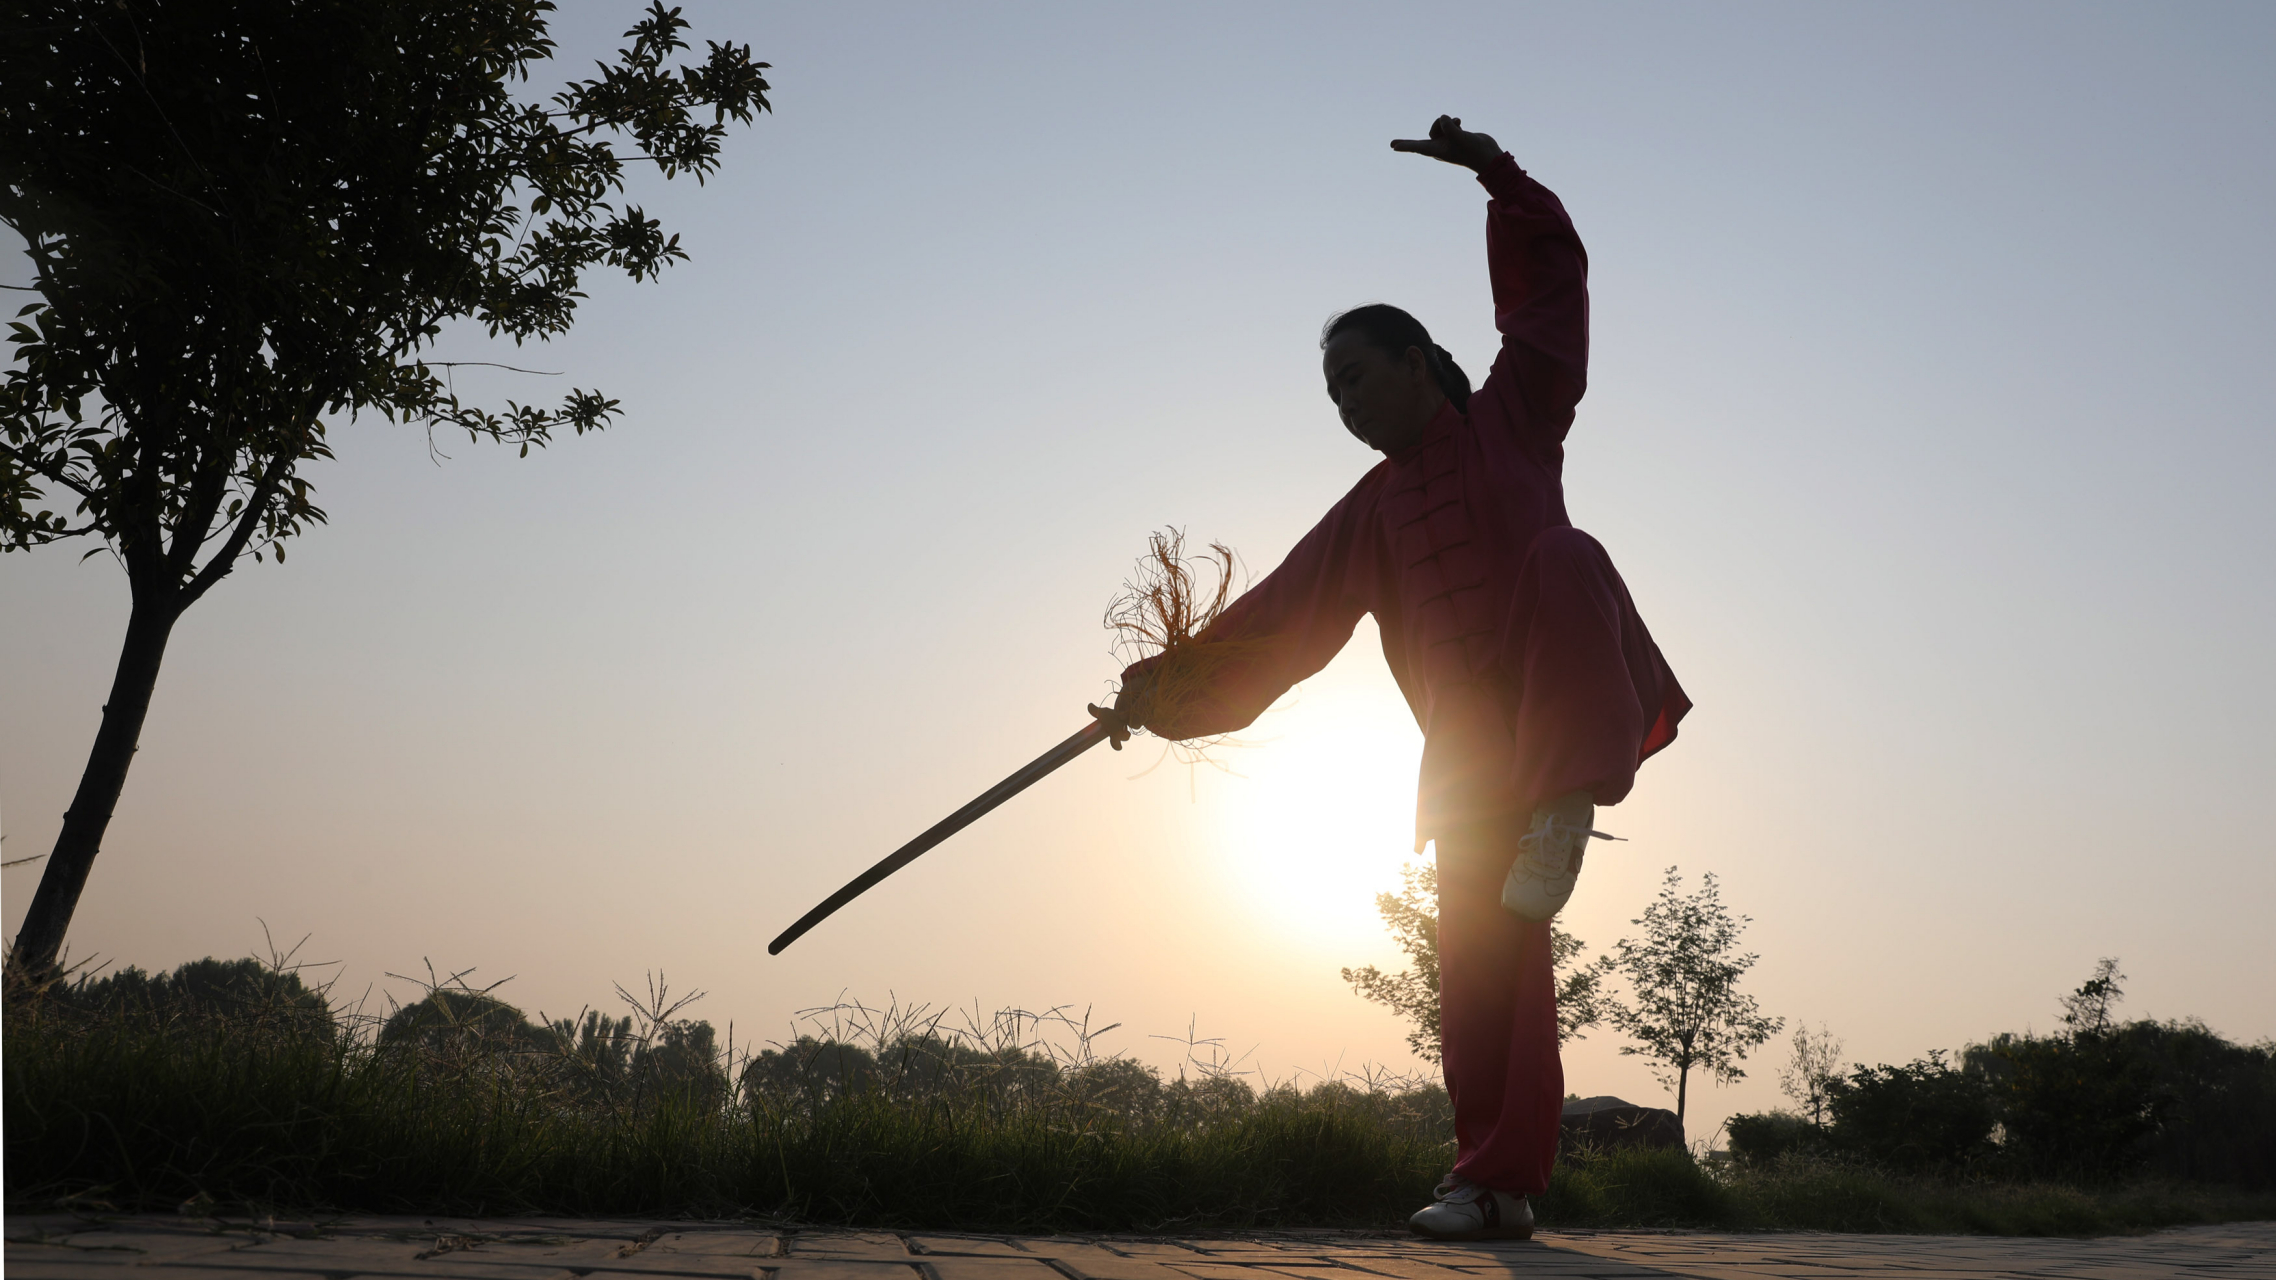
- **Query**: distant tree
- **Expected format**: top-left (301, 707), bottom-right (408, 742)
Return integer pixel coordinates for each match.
top-left (1341, 861), bottom-right (1606, 1062)
top-left (1067, 1057), bottom-right (1166, 1121)
top-left (1962, 956), bottom-right (2169, 1178)
top-left (380, 988), bottom-right (559, 1055)
top-left (634, 1017), bottom-right (728, 1109)
top-left (1161, 1071), bottom-right (1257, 1128)
top-left (1596, 866), bottom-right (1784, 1131)
top-left (1778, 1021), bottom-right (1844, 1127)
top-left (1, 1), bottom-right (771, 974)
top-left (57, 954), bottom-right (332, 1035)
top-left (1552, 928), bottom-right (1611, 1045)
top-left (2058, 956), bottom-right (2125, 1036)
top-left (742, 1034), bottom-right (881, 1112)
top-left (1342, 864), bottom-right (1441, 1060)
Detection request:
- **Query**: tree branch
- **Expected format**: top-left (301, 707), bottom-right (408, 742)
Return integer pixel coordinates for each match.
top-left (0, 439), bottom-right (95, 499)
top-left (427, 361), bottom-right (562, 375)
top-left (180, 446), bottom-right (289, 606)
top-left (166, 428), bottom-right (241, 584)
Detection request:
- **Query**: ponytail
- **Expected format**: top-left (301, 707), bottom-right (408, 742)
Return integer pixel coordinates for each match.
top-left (1430, 343), bottom-right (1472, 414)
top-left (1321, 304), bottom-right (1471, 413)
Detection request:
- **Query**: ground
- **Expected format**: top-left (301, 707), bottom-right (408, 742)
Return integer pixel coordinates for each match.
top-left (8, 1215), bottom-right (2273, 1280)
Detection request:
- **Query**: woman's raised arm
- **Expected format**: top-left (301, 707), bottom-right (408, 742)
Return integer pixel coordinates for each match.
top-left (1393, 116), bottom-right (1590, 457)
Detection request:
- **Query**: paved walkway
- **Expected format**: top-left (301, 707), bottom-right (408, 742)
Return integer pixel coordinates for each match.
top-left (7, 1215), bottom-right (2273, 1280)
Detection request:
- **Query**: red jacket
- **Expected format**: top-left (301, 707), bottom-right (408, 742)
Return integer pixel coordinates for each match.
top-left (1132, 154), bottom-right (1689, 848)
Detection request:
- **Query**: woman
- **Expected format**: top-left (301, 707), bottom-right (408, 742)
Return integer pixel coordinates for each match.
top-left (1111, 116), bottom-right (1690, 1240)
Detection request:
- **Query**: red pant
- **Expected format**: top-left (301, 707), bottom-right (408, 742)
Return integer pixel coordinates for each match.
top-left (1427, 527), bottom-right (1684, 1194)
top-left (1436, 813), bottom-right (1564, 1195)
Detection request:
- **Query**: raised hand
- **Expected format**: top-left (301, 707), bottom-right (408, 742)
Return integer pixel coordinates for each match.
top-left (1390, 115), bottom-right (1502, 172)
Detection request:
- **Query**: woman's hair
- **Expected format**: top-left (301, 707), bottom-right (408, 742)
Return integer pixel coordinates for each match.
top-left (1320, 303), bottom-right (1471, 412)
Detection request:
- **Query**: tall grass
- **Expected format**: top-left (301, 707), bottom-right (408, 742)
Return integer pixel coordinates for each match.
top-left (7, 955), bottom-right (2272, 1233)
top-left (4, 963), bottom-right (1450, 1227)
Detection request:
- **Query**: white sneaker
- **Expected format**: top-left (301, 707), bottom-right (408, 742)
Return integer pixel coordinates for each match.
top-left (1407, 1176), bottom-right (1535, 1240)
top-left (1500, 803), bottom-right (1623, 921)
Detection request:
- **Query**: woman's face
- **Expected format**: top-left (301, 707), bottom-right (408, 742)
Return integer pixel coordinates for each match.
top-left (1322, 331), bottom-right (1443, 455)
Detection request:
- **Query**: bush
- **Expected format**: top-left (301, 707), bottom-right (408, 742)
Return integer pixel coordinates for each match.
top-left (1540, 1144), bottom-right (1733, 1227)
top-left (1727, 1110), bottom-right (1825, 1165)
top-left (1826, 1051), bottom-right (1996, 1172)
top-left (1716, 1150), bottom-right (2276, 1234)
top-left (2137, 1023), bottom-right (2276, 1186)
top-left (1969, 1020), bottom-right (2276, 1185)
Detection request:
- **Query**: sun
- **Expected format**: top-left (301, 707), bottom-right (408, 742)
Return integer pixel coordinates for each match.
top-left (1213, 645), bottom-right (1425, 952)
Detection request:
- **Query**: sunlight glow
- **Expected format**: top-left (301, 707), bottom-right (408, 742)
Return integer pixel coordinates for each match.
top-left (1211, 641), bottom-right (1426, 953)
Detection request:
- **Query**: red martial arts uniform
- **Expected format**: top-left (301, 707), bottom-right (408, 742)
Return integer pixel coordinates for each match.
top-left (1130, 153), bottom-right (1690, 1195)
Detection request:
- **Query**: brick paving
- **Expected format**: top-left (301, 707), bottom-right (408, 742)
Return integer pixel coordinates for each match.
top-left (6, 1215), bottom-right (2272, 1280)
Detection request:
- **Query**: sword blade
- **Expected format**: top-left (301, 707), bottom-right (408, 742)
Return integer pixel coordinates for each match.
top-left (767, 718), bottom-right (1116, 954)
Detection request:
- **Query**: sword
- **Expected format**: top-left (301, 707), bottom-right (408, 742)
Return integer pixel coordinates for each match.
top-left (767, 709), bottom-right (1127, 955)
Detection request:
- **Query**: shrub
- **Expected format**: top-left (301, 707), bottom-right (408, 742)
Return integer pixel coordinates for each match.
top-left (1726, 1110), bottom-right (1825, 1166)
top-left (1826, 1051), bottom-right (1996, 1172)
top-left (1540, 1144), bottom-right (1733, 1228)
top-left (1969, 1020), bottom-right (2276, 1185)
top-left (2137, 1023), bottom-right (2276, 1187)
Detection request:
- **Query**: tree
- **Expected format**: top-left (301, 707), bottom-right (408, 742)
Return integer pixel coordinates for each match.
top-left (1778, 1021), bottom-right (1844, 1127)
top-left (1963, 956), bottom-right (2167, 1178)
top-left (1596, 866), bottom-right (1783, 1131)
top-left (2058, 956), bottom-right (2125, 1036)
top-left (53, 953), bottom-right (333, 1036)
top-left (0, 1), bottom-right (770, 972)
top-left (1341, 861), bottom-right (1606, 1062)
top-left (380, 987), bottom-right (560, 1055)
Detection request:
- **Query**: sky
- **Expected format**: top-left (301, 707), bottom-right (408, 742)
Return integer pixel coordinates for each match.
top-left (5, 2), bottom-right (2273, 1148)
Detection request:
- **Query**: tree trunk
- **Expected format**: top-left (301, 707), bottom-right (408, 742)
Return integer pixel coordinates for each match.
top-left (1675, 1062), bottom-right (1690, 1135)
top-left (10, 593), bottom-right (183, 975)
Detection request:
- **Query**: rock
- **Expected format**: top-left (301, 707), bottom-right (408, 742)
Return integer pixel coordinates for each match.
top-left (1560, 1094), bottom-right (1683, 1151)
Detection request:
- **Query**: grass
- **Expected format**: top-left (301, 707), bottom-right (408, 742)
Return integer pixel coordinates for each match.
top-left (1544, 1147), bottom-right (2276, 1235)
top-left (5, 1023), bottom-right (1443, 1228)
top-left (6, 963), bottom-right (2273, 1234)
top-left (4, 972), bottom-right (1451, 1228)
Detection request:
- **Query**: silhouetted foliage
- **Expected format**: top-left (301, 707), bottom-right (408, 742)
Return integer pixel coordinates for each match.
top-left (1968, 1019), bottom-right (2275, 1184)
top-left (1596, 867), bottom-right (1784, 1130)
top-left (381, 989), bottom-right (556, 1052)
top-left (742, 1034), bottom-right (881, 1110)
top-left (1341, 860), bottom-right (1606, 1061)
top-left (1727, 960), bottom-right (2276, 1187)
top-left (51, 955), bottom-right (332, 1037)
top-left (1066, 1057), bottom-right (1169, 1120)
top-left (0, 0), bottom-right (770, 972)
top-left (1725, 1110), bottom-right (1824, 1165)
top-left (5, 972), bottom-right (1461, 1225)
top-left (1779, 1021), bottom-right (1844, 1128)
top-left (9, 951), bottom-right (2274, 1226)
top-left (1825, 1051), bottom-right (1998, 1173)
top-left (2058, 957), bottom-right (2126, 1036)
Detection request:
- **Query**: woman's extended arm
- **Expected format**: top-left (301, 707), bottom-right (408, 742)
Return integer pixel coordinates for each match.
top-left (1394, 115), bottom-right (1590, 456)
top-left (1115, 486), bottom-right (1378, 743)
